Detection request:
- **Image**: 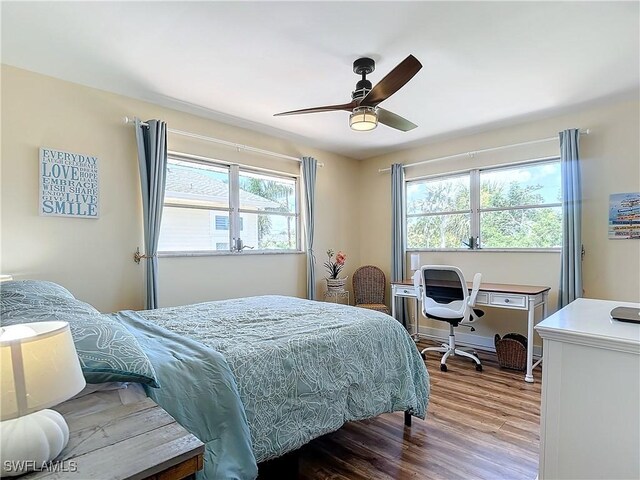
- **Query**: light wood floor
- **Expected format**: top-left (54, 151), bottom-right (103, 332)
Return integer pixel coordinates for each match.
top-left (262, 340), bottom-right (542, 480)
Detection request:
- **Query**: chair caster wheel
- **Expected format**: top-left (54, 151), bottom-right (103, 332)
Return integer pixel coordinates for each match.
top-left (440, 364), bottom-right (448, 372)
top-left (420, 352), bottom-right (426, 360)
top-left (475, 364), bottom-right (483, 372)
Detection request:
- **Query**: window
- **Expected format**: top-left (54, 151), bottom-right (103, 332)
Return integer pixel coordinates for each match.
top-left (238, 170), bottom-right (297, 250)
top-left (479, 161), bottom-right (562, 248)
top-left (406, 159), bottom-right (561, 250)
top-left (158, 159), bottom-right (230, 252)
top-left (158, 156), bottom-right (300, 253)
top-left (215, 215), bottom-right (229, 230)
top-left (213, 216), bottom-right (241, 231)
top-left (406, 173), bottom-right (471, 249)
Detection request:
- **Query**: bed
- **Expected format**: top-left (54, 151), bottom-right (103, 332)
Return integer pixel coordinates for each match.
top-left (0, 281), bottom-right (430, 480)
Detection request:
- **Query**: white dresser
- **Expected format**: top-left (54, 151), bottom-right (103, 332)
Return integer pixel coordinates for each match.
top-left (535, 298), bottom-right (640, 480)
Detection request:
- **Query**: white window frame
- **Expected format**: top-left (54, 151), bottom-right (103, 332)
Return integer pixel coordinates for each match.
top-left (159, 153), bottom-right (302, 256)
top-left (406, 157), bottom-right (562, 252)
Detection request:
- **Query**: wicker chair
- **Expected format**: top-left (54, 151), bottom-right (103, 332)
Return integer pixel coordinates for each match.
top-left (352, 265), bottom-right (390, 315)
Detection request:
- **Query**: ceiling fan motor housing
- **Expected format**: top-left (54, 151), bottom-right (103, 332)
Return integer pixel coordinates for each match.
top-left (352, 57), bottom-right (375, 100)
top-left (353, 57), bottom-right (375, 75)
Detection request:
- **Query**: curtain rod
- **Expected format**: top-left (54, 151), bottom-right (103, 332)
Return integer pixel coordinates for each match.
top-left (378, 128), bottom-right (590, 173)
top-left (123, 116), bottom-right (324, 167)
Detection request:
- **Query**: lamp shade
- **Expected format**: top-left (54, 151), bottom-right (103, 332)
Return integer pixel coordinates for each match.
top-left (349, 107), bottom-right (378, 131)
top-left (0, 322), bottom-right (85, 421)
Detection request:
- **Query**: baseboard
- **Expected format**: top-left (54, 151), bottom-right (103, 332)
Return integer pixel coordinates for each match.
top-left (416, 325), bottom-right (543, 357)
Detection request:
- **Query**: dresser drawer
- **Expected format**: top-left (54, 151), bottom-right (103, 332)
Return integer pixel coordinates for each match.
top-left (490, 293), bottom-right (526, 308)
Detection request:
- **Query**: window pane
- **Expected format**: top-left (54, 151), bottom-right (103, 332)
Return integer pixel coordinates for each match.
top-left (407, 214), bottom-right (471, 249)
top-left (407, 175), bottom-right (470, 214)
top-left (165, 159), bottom-right (229, 208)
top-left (481, 207), bottom-right (562, 248)
top-left (245, 213), bottom-right (297, 250)
top-left (480, 162), bottom-right (561, 208)
top-left (239, 171), bottom-right (296, 214)
top-left (159, 208), bottom-right (229, 251)
top-left (214, 215), bottom-right (229, 230)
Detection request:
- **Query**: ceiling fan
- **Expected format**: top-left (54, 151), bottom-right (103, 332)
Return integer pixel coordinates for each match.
top-left (274, 55), bottom-right (422, 132)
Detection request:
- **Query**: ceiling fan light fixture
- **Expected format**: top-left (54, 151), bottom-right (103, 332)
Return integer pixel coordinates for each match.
top-left (349, 107), bottom-right (378, 131)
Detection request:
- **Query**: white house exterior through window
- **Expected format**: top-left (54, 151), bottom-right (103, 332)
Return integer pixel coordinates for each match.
top-left (158, 156), bottom-right (300, 253)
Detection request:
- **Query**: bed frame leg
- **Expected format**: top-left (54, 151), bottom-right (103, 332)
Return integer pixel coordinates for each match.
top-left (404, 411), bottom-right (412, 427)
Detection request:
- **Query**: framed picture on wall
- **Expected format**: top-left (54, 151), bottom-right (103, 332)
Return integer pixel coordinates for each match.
top-left (39, 147), bottom-right (99, 218)
top-left (608, 192), bottom-right (640, 239)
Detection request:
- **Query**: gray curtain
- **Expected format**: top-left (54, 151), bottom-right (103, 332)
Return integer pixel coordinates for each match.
top-left (302, 157), bottom-right (317, 300)
top-left (135, 119), bottom-right (168, 309)
top-left (558, 128), bottom-right (583, 309)
top-left (391, 163), bottom-right (408, 326)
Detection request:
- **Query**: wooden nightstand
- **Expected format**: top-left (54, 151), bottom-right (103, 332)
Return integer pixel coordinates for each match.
top-left (22, 395), bottom-right (204, 480)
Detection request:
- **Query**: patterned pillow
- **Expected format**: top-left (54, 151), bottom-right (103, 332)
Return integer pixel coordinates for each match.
top-left (0, 280), bottom-right (159, 387)
top-left (0, 280), bottom-right (99, 316)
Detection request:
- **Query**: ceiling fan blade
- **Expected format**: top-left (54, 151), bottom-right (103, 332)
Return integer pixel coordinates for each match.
top-left (274, 101), bottom-right (356, 117)
top-left (377, 108), bottom-right (418, 132)
top-left (359, 55), bottom-right (422, 107)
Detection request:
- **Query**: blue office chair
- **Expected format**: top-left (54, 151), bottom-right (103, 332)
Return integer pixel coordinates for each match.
top-left (417, 265), bottom-right (484, 372)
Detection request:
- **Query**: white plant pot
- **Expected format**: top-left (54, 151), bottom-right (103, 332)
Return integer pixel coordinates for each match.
top-left (326, 277), bottom-right (348, 293)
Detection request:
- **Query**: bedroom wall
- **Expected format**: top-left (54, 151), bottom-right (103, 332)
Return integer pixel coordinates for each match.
top-left (0, 65), bottom-right (361, 311)
top-left (358, 97), bottom-right (640, 345)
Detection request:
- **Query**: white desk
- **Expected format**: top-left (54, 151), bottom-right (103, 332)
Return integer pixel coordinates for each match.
top-left (535, 298), bottom-right (640, 479)
top-left (391, 280), bottom-right (550, 383)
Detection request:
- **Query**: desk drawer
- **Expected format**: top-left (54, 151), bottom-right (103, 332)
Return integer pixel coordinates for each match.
top-left (475, 292), bottom-right (489, 304)
top-left (490, 293), bottom-right (526, 308)
top-left (395, 287), bottom-right (417, 297)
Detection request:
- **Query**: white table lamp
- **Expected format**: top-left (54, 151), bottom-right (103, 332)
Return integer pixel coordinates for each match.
top-left (0, 322), bottom-right (86, 476)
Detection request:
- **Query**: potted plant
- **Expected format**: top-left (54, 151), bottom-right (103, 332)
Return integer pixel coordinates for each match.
top-left (324, 249), bottom-right (347, 292)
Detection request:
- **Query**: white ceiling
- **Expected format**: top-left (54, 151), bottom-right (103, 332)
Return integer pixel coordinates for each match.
top-left (2, 2), bottom-right (638, 160)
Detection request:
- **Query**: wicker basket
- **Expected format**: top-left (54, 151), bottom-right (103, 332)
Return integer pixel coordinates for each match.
top-left (494, 333), bottom-right (527, 370)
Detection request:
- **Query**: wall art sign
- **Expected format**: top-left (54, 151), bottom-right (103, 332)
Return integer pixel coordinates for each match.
top-left (608, 192), bottom-right (640, 239)
top-left (39, 147), bottom-right (99, 218)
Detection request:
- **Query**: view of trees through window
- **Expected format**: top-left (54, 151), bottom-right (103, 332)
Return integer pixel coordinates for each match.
top-left (407, 160), bottom-right (562, 249)
top-left (407, 175), bottom-right (470, 249)
top-left (239, 172), bottom-right (297, 250)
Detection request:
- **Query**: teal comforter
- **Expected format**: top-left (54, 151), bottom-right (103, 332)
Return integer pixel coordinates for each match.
top-left (114, 310), bottom-right (258, 480)
top-left (132, 295), bottom-right (430, 467)
top-left (2, 283), bottom-right (428, 480)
